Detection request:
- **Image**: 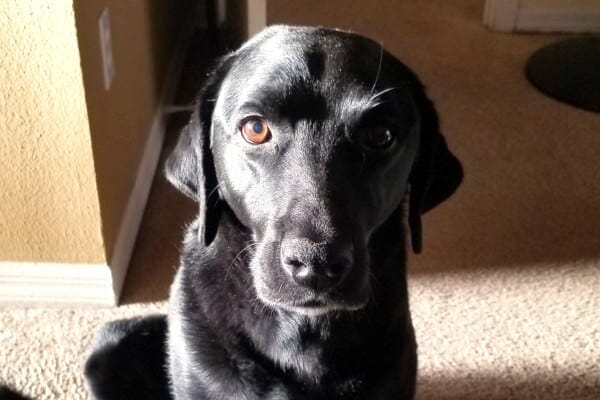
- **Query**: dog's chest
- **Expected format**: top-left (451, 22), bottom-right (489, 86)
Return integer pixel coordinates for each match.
top-left (255, 314), bottom-right (331, 377)
top-left (244, 312), bottom-right (372, 395)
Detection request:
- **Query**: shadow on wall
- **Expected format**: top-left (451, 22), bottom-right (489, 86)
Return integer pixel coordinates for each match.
top-left (410, 120), bottom-right (600, 274)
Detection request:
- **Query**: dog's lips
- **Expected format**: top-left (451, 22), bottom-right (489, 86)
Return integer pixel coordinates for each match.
top-left (299, 299), bottom-right (325, 308)
top-left (287, 297), bottom-right (368, 316)
top-left (282, 292), bottom-right (369, 315)
top-left (254, 275), bottom-right (368, 315)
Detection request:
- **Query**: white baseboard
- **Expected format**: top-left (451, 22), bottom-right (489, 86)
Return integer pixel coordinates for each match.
top-left (516, 7), bottom-right (600, 33)
top-left (0, 262), bottom-right (114, 305)
top-left (0, 10), bottom-right (199, 306)
top-left (484, 0), bottom-right (600, 32)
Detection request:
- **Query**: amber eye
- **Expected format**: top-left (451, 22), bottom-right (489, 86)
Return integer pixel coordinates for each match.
top-left (241, 118), bottom-right (270, 144)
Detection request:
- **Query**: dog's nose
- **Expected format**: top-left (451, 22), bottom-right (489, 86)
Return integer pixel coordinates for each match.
top-left (281, 239), bottom-right (352, 292)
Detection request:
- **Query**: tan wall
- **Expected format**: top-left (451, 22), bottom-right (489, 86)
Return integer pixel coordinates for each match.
top-left (266, 0), bottom-right (393, 36)
top-left (225, 0), bottom-right (249, 46)
top-left (73, 0), bottom-right (186, 261)
top-left (0, 0), bottom-right (105, 263)
top-left (0, 0), bottom-right (188, 265)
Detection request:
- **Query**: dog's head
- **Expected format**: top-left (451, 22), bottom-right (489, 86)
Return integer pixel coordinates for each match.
top-left (167, 26), bottom-right (462, 316)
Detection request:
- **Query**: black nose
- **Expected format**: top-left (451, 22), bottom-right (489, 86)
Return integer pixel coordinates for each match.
top-left (281, 239), bottom-right (353, 292)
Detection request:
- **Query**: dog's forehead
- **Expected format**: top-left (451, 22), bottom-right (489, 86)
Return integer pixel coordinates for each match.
top-left (218, 27), bottom-right (393, 117)
top-left (235, 26), bottom-right (382, 81)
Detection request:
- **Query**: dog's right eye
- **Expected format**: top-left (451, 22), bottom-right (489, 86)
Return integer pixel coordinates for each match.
top-left (241, 118), bottom-right (271, 144)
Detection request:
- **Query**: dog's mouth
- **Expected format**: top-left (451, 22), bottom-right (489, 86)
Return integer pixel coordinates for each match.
top-left (252, 264), bottom-right (370, 316)
top-left (299, 299), bottom-right (325, 308)
top-left (293, 298), bottom-right (367, 316)
top-left (261, 296), bottom-right (368, 317)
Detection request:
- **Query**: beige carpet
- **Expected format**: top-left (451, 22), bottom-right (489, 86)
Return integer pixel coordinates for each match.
top-left (2, 1), bottom-right (600, 399)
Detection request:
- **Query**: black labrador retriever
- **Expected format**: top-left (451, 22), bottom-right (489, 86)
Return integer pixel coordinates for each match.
top-left (85, 25), bottom-right (462, 400)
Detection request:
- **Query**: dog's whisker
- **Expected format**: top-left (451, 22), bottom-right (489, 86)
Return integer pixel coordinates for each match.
top-left (224, 242), bottom-right (260, 281)
top-left (368, 86), bottom-right (401, 106)
top-left (274, 282), bottom-right (286, 304)
top-left (369, 41), bottom-right (385, 95)
top-left (207, 182), bottom-right (224, 201)
top-left (370, 86), bottom-right (399, 99)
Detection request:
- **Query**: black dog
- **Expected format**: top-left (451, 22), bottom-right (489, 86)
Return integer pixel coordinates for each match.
top-left (85, 25), bottom-right (462, 400)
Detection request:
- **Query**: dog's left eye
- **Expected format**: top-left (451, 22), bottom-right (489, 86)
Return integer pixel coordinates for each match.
top-left (356, 126), bottom-right (394, 150)
top-left (241, 118), bottom-right (271, 144)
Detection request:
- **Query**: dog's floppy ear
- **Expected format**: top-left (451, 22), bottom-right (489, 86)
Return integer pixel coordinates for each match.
top-left (165, 55), bottom-right (233, 246)
top-left (408, 89), bottom-right (463, 254)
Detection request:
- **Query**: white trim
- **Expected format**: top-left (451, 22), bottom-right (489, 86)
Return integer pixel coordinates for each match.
top-left (0, 262), bottom-right (114, 305)
top-left (247, 0), bottom-right (267, 38)
top-left (484, 0), bottom-right (600, 32)
top-left (484, 0), bottom-right (520, 32)
top-left (216, 0), bottom-right (227, 27)
top-left (515, 7), bottom-right (600, 32)
top-left (107, 103), bottom-right (167, 304)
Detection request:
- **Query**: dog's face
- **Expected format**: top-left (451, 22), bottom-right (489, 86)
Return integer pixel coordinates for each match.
top-left (167, 26), bottom-right (462, 316)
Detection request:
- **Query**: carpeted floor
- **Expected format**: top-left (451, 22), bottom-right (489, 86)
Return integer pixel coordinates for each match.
top-left (2, 1), bottom-right (599, 399)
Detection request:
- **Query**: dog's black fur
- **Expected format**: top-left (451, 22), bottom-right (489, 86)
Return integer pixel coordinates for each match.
top-left (85, 26), bottom-right (462, 400)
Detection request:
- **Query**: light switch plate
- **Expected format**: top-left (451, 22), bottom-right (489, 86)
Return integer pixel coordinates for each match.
top-left (98, 7), bottom-right (115, 91)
